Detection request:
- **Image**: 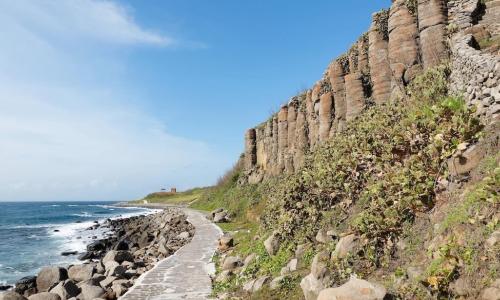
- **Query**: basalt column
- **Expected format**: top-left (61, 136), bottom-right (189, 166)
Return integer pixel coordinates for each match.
top-left (418, 0), bottom-right (448, 68)
top-left (277, 106), bottom-right (288, 172)
top-left (328, 60), bottom-right (347, 133)
top-left (368, 11), bottom-right (392, 105)
top-left (294, 108), bottom-right (309, 169)
top-left (388, 0), bottom-right (421, 88)
top-left (319, 88), bottom-right (334, 142)
top-left (271, 116), bottom-right (279, 175)
top-left (345, 72), bottom-right (366, 121)
top-left (255, 126), bottom-right (264, 170)
top-left (308, 85), bottom-right (321, 148)
top-left (286, 103), bottom-right (297, 173)
top-left (346, 43), bottom-right (367, 121)
top-left (244, 128), bottom-right (257, 170)
top-left (260, 120), bottom-right (274, 171)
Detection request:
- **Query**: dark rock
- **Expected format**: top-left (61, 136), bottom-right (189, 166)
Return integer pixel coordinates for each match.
top-left (60, 251), bottom-right (77, 257)
top-left (48, 280), bottom-right (80, 300)
top-left (14, 276), bottom-right (37, 297)
top-left (77, 252), bottom-right (93, 261)
top-left (86, 241), bottom-right (105, 252)
top-left (0, 286), bottom-right (12, 291)
top-left (113, 240), bottom-right (129, 251)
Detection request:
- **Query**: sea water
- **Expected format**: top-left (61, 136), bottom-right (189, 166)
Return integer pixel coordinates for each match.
top-left (0, 201), bottom-right (153, 286)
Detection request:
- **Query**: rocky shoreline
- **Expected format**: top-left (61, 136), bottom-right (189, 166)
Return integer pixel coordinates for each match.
top-left (0, 208), bottom-right (194, 300)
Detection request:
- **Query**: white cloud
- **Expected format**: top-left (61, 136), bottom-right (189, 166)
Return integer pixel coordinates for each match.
top-left (0, 0), bottom-right (172, 46)
top-left (0, 0), bottom-right (227, 201)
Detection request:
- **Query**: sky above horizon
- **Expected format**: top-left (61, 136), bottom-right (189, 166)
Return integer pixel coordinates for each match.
top-left (0, 0), bottom-right (391, 202)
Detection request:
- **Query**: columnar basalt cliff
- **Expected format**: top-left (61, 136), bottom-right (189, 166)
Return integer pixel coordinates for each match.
top-left (244, 0), bottom-right (500, 183)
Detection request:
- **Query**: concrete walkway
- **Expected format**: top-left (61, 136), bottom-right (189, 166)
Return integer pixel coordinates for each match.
top-left (120, 208), bottom-right (222, 300)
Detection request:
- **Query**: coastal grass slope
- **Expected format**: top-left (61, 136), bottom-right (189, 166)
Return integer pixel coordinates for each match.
top-left (194, 65), bottom-right (500, 299)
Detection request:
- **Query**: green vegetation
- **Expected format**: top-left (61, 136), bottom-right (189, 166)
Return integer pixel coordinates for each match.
top-left (478, 36), bottom-right (500, 50)
top-left (205, 64), bottom-right (498, 299)
top-left (140, 63), bottom-right (496, 299)
top-left (405, 0), bottom-right (418, 17)
top-left (423, 159), bottom-right (499, 296)
top-left (263, 65), bottom-right (481, 266)
top-left (131, 187), bottom-right (208, 205)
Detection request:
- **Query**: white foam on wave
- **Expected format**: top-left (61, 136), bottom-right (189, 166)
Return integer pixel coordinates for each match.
top-left (71, 211), bottom-right (92, 218)
top-left (51, 206), bottom-right (160, 254)
top-left (7, 223), bottom-right (59, 230)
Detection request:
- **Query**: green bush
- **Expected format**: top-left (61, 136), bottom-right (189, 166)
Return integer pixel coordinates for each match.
top-left (261, 65), bottom-right (481, 269)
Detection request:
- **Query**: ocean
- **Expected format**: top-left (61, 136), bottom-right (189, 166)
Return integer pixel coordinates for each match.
top-left (0, 201), bottom-right (153, 286)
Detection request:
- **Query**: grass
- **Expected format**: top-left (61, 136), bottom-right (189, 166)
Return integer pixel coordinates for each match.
top-left (439, 154), bottom-right (499, 235)
top-left (130, 187), bottom-right (208, 205)
top-left (478, 36), bottom-right (500, 50)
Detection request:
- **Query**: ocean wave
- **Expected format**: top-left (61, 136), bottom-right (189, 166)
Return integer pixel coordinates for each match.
top-left (5, 223), bottom-right (58, 229)
top-left (87, 204), bottom-right (115, 209)
top-left (71, 212), bottom-right (92, 218)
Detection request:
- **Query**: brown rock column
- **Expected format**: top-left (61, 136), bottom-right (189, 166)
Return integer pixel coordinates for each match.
top-left (308, 85), bottom-right (320, 148)
top-left (277, 106), bottom-right (288, 172)
top-left (328, 61), bottom-right (347, 132)
top-left (294, 110), bottom-right (308, 170)
top-left (418, 0), bottom-right (448, 68)
top-left (260, 120), bottom-right (273, 171)
top-left (255, 126), bottom-right (265, 170)
top-left (369, 10), bottom-right (392, 104)
top-left (345, 72), bottom-right (366, 121)
top-left (388, 0), bottom-right (421, 85)
top-left (286, 103), bottom-right (297, 173)
top-left (319, 92), bottom-right (334, 142)
top-left (271, 116), bottom-right (279, 175)
top-left (287, 103), bottom-right (297, 151)
top-left (244, 128), bottom-right (257, 170)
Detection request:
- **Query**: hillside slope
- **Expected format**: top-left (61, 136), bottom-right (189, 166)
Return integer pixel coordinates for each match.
top-left (194, 0), bottom-right (500, 299)
top-left (202, 65), bottom-right (499, 300)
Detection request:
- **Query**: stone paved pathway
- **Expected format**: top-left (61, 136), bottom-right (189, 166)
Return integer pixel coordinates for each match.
top-left (120, 208), bottom-right (222, 300)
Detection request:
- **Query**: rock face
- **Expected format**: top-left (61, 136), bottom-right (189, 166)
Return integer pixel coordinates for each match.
top-left (328, 60), bottom-right (347, 132)
top-left (319, 92), bottom-right (333, 142)
top-left (418, 0), bottom-right (448, 68)
top-left (317, 277), bottom-right (387, 300)
top-left (241, 0), bottom-right (499, 185)
top-left (369, 10), bottom-right (392, 105)
top-left (245, 129), bottom-right (257, 170)
top-left (344, 72), bottom-right (366, 121)
top-left (388, 0), bottom-right (420, 87)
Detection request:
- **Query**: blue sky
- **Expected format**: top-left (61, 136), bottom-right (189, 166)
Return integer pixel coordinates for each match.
top-left (0, 0), bottom-right (390, 201)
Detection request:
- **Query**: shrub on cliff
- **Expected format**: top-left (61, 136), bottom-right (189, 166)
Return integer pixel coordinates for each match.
top-left (261, 65), bottom-right (482, 269)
